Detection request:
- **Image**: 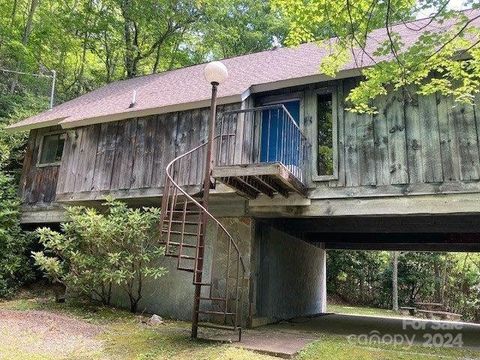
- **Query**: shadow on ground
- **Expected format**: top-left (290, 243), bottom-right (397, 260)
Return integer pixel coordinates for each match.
top-left (268, 314), bottom-right (480, 350)
top-left (204, 313), bottom-right (480, 358)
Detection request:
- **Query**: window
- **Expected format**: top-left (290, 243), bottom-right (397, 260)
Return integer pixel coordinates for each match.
top-left (317, 93), bottom-right (334, 176)
top-left (38, 133), bottom-right (65, 165)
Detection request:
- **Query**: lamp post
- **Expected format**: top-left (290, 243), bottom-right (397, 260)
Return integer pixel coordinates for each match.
top-left (191, 61), bottom-right (228, 339)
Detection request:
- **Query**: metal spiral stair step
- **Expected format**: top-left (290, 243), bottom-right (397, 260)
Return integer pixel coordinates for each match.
top-left (160, 136), bottom-right (246, 342)
top-left (197, 297), bottom-right (228, 302)
top-left (197, 322), bottom-right (240, 331)
top-left (177, 267), bottom-right (195, 272)
top-left (165, 210), bottom-right (202, 215)
top-left (162, 230), bottom-right (201, 236)
top-left (165, 242), bottom-right (202, 249)
top-left (197, 310), bottom-right (236, 316)
top-left (163, 220), bottom-right (201, 226)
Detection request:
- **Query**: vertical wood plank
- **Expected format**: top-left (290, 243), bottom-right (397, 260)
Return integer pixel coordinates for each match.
top-left (418, 93), bottom-right (443, 183)
top-left (385, 91), bottom-right (409, 184)
top-left (372, 94), bottom-right (391, 186)
top-left (92, 122), bottom-right (119, 191)
top-left (437, 93), bottom-right (460, 181)
top-left (20, 129), bottom-right (37, 201)
top-left (151, 115), bottom-right (165, 188)
top-left (344, 78), bottom-right (360, 187)
top-left (450, 98), bottom-right (480, 181)
top-left (192, 109), bottom-right (206, 185)
top-left (151, 114), bottom-right (175, 188)
top-left (175, 110), bottom-right (192, 186)
top-left (404, 89), bottom-right (424, 183)
top-left (334, 81), bottom-right (346, 187)
top-left (62, 128), bottom-right (83, 193)
top-left (111, 119), bottom-right (137, 190)
top-left (131, 117), bottom-right (155, 188)
top-left (357, 112), bottom-right (376, 186)
top-left (75, 125), bottom-right (101, 192)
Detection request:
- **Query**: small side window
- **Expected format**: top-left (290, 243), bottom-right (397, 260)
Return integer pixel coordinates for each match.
top-left (317, 93), bottom-right (334, 176)
top-left (38, 133), bottom-right (65, 166)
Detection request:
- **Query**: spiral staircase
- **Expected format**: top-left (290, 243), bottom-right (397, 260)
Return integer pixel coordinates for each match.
top-left (159, 138), bottom-right (246, 341)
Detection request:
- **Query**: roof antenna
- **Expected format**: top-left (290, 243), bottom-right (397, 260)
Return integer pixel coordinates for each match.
top-left (129, 90), bottom-right (137, 108)
top-left (271, 36), bottom-right (282, 50)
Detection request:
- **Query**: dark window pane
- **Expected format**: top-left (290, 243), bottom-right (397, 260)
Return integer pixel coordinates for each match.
top-left (317, 93), bottom-right (333, 176)
top-left (39, 133), bottom-right (65, 165)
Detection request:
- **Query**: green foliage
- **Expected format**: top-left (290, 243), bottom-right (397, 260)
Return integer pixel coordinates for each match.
top-left (0, 92), bottom-right (41, 298)
top-left (33, 198), bottom-right (167, 312)
top-left (0, 173), bottom-right (33, 297)
top-left (273, 0), bottom-right (480, 113)
top-left (0, 0), bottom-right (285, 102)
top-left (327, 250), bottom-right (480, 322)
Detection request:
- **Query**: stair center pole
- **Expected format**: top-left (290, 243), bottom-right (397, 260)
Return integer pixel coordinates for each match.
top-left (191, 81), bottom-right (218, 339)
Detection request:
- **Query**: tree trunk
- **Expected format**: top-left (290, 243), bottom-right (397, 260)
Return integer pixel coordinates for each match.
top-left (392, 251), bottom-right (399, 311)
top-left (434, 257), bottom-right (442, 303)
top-left (10, 0), bottom-right (39, 93)
top-left (10, 0), bottom-right (18, 25)
top-left (22, 0), bottom-right (39, 44)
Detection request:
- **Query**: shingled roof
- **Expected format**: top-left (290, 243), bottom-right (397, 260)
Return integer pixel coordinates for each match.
top-left (8, 8), bottom-right (480, 132)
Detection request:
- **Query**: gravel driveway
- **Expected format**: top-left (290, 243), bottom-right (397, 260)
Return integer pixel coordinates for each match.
top-left (0, 310), bottom-right (104, 359)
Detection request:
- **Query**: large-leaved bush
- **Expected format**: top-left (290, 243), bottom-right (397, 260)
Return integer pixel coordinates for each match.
top-left (33, 198), bottom-right (167, 312)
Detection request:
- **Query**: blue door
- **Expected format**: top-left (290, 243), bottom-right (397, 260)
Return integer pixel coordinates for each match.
top-left (260, 100), bottom-right (300, 164)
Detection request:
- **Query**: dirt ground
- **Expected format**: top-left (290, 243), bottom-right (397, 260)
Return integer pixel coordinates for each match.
top-left (2, 299), bottom-right (480, 360)
top-left (0, 310), bottom-right (104, 359)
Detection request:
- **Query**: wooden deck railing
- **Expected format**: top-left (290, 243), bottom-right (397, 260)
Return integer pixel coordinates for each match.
top-left (215, 105), bottom-right (311, 182)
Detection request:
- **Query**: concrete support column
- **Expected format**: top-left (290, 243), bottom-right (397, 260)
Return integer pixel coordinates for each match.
top-left (319, 243), bottom-right (327, 313)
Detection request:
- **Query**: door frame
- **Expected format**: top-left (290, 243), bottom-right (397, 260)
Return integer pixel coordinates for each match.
top-left (255, 92), bottom-right (305, 164)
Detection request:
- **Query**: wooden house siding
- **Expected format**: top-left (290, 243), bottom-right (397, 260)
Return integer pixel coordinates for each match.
top-left (20, 126), bottom-right (61, 204)
top-left (303, 78), bottom-right (480, 199)
top-left (54, 104), bottom-right (240, 201)
top-left (19, 76), bottom-right (480, 210)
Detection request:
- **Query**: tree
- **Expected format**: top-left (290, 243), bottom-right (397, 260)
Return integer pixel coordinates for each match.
top-left (392, 251), bottom-right (399, 311)
top-left (33, 199), bottom-right (167, 312)
top-left (0, 93), bottom-right (44, 297)
top-left (272, 0), bottom-right (480, 113)
top-left (196, 0), bottom-right (287, 59)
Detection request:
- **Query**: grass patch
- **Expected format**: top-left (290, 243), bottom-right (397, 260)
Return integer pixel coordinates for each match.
top-left (298, 334), bottom-right (480, 360)
top-left (328, 304), bottom-right (402, 318)
top-left (1, 296), bottom-right (479, 360)
top-left (0, 296), bottom-right (276, 360)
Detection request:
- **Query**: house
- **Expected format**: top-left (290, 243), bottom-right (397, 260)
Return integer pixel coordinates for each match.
top-left (9, 9), bottom-right (480, 339)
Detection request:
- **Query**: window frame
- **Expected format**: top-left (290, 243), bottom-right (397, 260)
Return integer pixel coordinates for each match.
top-left (312, 87), bottom-right (338, 182)
top-left (37, 131), bottom-right (66, 167)
top-left (256, 92), bottom-right (304, 114)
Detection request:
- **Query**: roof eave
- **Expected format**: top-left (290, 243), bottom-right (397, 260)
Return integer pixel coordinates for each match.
top-left (5, 117), bottom-right (66, 133)
top-left (249, 68), bottom-right (363, 94)
top-left (59, 94), bottom-right (244, 129)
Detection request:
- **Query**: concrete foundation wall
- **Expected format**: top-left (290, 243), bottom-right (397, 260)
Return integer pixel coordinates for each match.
top-left (253, 221), bottom-right (326, 322)
top-left (110, 216), bottom-right (253, 324)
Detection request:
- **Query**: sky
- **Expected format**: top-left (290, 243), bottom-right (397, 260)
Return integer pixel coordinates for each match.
top-left (416, 0), bottom-right (471, 18)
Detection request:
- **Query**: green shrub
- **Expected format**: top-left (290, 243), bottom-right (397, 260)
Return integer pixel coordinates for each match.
top-left (0, 172), bottom-right (33, 297)
top-left (33, 198), bottom-right (167, 312)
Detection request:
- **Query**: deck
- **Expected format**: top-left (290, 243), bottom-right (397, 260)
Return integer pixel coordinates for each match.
top-left (212, 162), bottom-right (308, 199)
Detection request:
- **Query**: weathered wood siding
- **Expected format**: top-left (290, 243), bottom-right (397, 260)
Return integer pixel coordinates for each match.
top-left (20, 77), bottom-right (480, 207)
top-left (304, 78), bottom-right (480, 198)
top-left (20, 126), bottom-right (60, 204)
top-left (55, 104), bottom-right (240, 200)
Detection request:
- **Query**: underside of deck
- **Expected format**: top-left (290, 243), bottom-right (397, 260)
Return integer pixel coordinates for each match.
top-left (212, 162), bottom-right (308, 199)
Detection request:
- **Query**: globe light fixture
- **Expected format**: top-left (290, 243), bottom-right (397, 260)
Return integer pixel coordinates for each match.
top-left (204, 61), bottom-right (228, 85)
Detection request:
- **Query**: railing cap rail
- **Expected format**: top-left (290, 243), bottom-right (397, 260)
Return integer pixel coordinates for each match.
top-left (222, 104), bottom-right (310, 144)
